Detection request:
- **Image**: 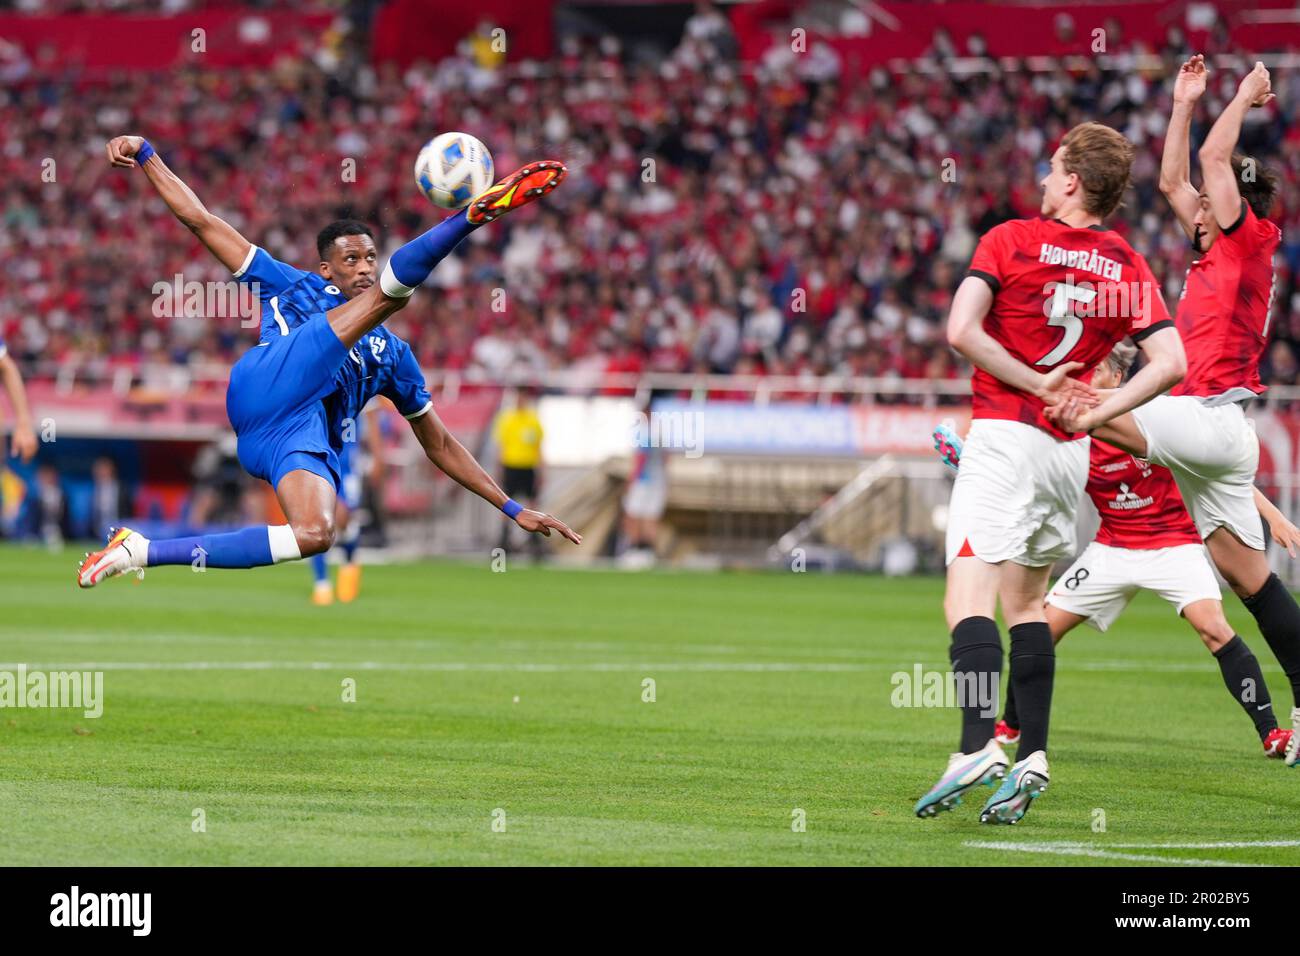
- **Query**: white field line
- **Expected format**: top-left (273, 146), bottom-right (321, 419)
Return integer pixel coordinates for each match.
top-left (964, 840), bottom-right (1298, 867)
top-left (18, 633), bottom-right (773, 656)
top-left (1071, 840), bottom-right (1300, 849)
top-left (0, 659), bottom-right (1259, 674)
top-left (0, 660), bottom-right (880, 673)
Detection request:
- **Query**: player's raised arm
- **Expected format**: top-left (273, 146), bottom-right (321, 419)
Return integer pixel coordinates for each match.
top-left (407, 408), bottom-right (581, 545)
top-left (105, 135), bottom-right (252, 274)
top-left (946, 275), bottom-right (1090, 404)
top-left (1198, 62), bottom-right (1274, 231)
top-left (1159, 54), bottom-right (1207, 240)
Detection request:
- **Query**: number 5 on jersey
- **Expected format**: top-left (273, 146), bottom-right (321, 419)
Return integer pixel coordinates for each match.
top-left (1038, 281), bottom-right (1097, 366)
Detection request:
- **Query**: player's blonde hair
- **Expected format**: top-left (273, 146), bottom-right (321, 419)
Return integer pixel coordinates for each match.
top-left (1103, 339), bottom-right (1138, 378)
top-left (1060, 122), bottom-right (1134, 219)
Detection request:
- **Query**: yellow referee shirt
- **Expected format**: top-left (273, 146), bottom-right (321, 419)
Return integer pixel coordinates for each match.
top-left (495, 407), bottom-right (543, 469)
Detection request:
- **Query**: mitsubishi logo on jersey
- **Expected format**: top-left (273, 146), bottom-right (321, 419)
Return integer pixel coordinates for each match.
top-left (1108, 482), bottom-right (1154, 511)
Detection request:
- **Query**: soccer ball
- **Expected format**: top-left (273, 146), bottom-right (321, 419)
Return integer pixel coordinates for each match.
top-left (414, 132), bottom-right (495, 210)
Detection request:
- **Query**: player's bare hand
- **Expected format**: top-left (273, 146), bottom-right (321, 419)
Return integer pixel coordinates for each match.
top-left (1238, 61), bottom-right (1274, 108)
top-left (515, 508), bottom-right (582, 545)
top-left (9, 425), bottom-right (37, 463)
top-left (1036, 362), bottom-right (1097, 406)
top-left (105, 135), bottom-right (145, 168)
top-left (1173, 54), bottom-right (1208, 104)
top-left (1045, 396), bottom-right (1097, 433)
top-left (1268, 515), bottom-right (1300, 559)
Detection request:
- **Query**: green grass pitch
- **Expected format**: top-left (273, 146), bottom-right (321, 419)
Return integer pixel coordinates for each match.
top-left (1, 544), bottom-right (1298, 866)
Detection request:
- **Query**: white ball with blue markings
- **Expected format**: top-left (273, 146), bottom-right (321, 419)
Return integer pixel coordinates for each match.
top-left (414, 132), bottom-right (495, 210)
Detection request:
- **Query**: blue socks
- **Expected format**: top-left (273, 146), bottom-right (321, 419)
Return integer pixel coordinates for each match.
top-left (147, 525), bottom-right (300, 569)
top-left (383, 210), bottom-right (477, 292)
top-left (310, 552), bottom-right (329, 585)
top-left (340, 523), bottom-right (360, 564)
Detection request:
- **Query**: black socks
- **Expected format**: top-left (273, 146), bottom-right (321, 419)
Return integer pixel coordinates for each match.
top-left (1213, 635), bottom-right (1277, 740)
top-left (950, 616), bottom-right (1002, 754)
top-left (1008, 621), bottom-right (1054, 760)
top-left (1242, 573), bottom-right (1300, 708)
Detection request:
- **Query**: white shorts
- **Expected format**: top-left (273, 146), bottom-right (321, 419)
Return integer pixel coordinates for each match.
top-left (945, 419), bottom-right (1090, 567)
top-left (623, 478), bottom-right (667, 520)
top-left (1131, 395), bottom-right (1263, 550)
top-left (1046, 541), bottom-right (1221, 631)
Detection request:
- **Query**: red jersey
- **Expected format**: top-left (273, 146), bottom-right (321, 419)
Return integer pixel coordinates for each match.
top-left (1087, 438), bottom-right (1200, 550)
top-left (967, 217), bottom-right (1172, 439)
top-left (1173, 201), bottom-right (1281, 401)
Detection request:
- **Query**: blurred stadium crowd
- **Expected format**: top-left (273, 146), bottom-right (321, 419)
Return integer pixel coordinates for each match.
top-left (2, 0), bottom-right (1300, 395)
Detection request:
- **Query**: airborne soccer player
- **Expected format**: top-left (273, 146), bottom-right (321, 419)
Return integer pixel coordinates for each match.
top-left (914, 122), bottom-right (1187, 824)
top-left (1052, 59), bottom-right (1300, 765)
top-left (79, 135), bottom-right (580, 588)
top-left (937, 340), bottom-right (1299, 759)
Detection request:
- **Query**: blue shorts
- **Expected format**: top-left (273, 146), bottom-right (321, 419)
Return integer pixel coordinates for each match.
top-left (226, 316), bottom-right (347, 492)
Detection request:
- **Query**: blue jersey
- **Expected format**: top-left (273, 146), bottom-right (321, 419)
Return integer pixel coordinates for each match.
top-left (234, 245), bottom-right (432, 433)
top-left (225, 245), bottom-right (431, 492)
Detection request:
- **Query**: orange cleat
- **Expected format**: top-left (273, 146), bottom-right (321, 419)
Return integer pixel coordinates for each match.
top-left (337, 563), bottom-right (361, 604)
top-left (466, 160), bottom-right (566, 225)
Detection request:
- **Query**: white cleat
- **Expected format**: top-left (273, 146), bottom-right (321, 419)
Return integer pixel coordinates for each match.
top-left (914, 738), bottom-right (1009, 818)
top-left (981, 750), bottom-right (1049, 824)
top-left (77, 527), bottom-right (148, 589)
top-left (1286, 708), bottom-right (1300, 768)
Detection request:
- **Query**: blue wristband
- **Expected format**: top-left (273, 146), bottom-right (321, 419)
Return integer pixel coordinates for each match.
top-left (502, 498), bottom-right (524, 519)
top-left (135, 139), bottom-right (156, 166)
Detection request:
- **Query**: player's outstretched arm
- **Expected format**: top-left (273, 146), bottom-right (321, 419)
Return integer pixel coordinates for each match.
top-left (105, 135), bottom-right (252, 274)
top-left (1198, 62), bottom-right (1274, 230)
top-left (1254, 487), bottom-right (1300, 557)
top-left (1159, 54), bottom-right (1207, 240)
top-left (946, 275), bottom-right (1091, 403)
top-left (407, 408), bottom-right (581, 545)
top-left (0, 351), bottom-right (37, 462)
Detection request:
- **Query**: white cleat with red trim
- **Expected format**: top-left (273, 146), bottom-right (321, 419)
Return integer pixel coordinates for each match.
top-left (77, 527), bottom-right (148, 589)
